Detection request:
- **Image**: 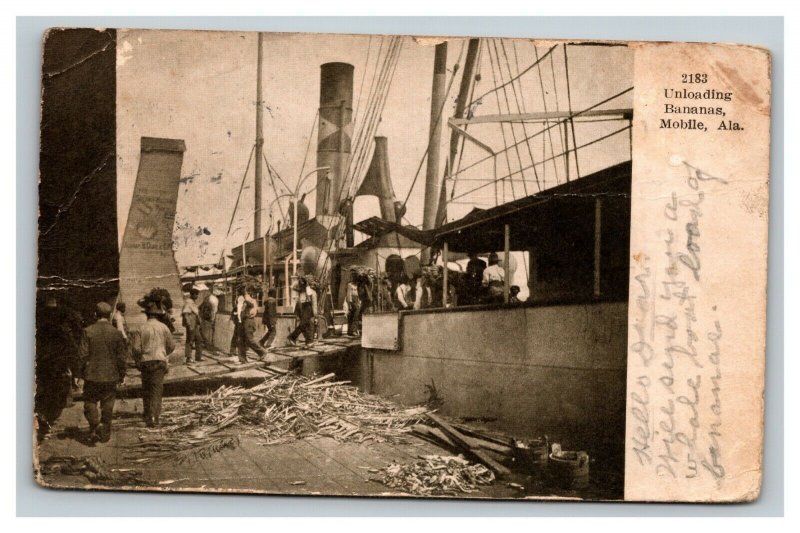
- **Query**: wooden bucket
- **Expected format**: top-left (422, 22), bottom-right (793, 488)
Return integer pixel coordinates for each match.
top-left (548, 450), bottom-right (590, 489)
top-left (512, 437), bottom-right (549, 475)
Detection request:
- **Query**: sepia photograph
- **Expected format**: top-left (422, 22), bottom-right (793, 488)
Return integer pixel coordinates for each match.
top-left (37, 27), bottom-right (638, 501)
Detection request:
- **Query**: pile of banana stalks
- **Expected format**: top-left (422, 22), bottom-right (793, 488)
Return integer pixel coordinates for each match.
top-left (377, 455), bottom-right (495, 496)
top-left (124, 372), bottom-right (429, 464)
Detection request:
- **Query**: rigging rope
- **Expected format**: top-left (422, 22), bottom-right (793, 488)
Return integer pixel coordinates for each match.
top-left (486, 39), bottom-right (518, 202)
top-left (341, 36), bottom-right (400, 205)
top-left (221, 144), bottom-right (256, 254)
top-left (530, 43), bottom-right (560, 182)
top-left (445, 86), bottom-right (633, 183)
top-left (494, 38), bottom-right (536, 195)
top-left (264, 156), bottom-right (288, 225)
top-left (346, 37), bottom-right (403, 201)
top-left (501, 38), bottom-right (541, 192)
top-left (351, 35), bottom-right (373, 131)
top-left (399, 40), bottom-right (466, 209)
top-left (563, 43), bottom-right (581, 180)
top-left (549, 50), bottom-right (567, 181)
top-left (449, 39), bottom-right (484, 210)
top-left (467, 44), bottom-right (557, 111)
top-left (294, 109), bottom-right (320, 192)
top-left (448, 123), bottom-right (631, 203)
top-left (345, 36), bottom-right (389, 188)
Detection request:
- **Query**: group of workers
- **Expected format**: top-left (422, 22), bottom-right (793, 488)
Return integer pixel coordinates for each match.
top-left (35, 252), bottom-right (523, 445)
top-left (35, 293), bottom-right (177, 444)
top-left (461, 251), bottom-right (522, 306)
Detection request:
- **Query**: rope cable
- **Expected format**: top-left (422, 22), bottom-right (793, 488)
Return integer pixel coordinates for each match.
top-left (529, 43), bottom-right (559, 183)
top-left (445, 86), bottom-right (632, 182)
top-left (399, 40), bottom-right (466, 208)
top-left (448, 123), bottom-right (630, 203)
top-left (486, 39), bottom-right (517, 202)
top-left (467, 44), bottom-right (557, 110)
top-left (563, 44), bottom-right (581, 180)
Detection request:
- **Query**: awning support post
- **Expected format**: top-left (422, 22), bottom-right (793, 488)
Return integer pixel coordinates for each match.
top-left (503, 224), bottom-right (510, 304)
top-left (443, 241), bottom-right (449, 307)
top-left (284, 255), bottom-right (291, 307)
top-left (593, 198), bottom-right (603, 298)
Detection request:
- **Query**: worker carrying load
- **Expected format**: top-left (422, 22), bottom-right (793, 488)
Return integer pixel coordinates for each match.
top-left (286, 276), bottom-right (318, 347)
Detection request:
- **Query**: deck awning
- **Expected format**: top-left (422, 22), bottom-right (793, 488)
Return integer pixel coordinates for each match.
top-left (432, 161), bottom-right (631, 253)
top-left (353, 217), bottom-right (436, 246)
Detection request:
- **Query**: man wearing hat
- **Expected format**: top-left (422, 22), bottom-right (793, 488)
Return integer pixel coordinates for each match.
top-left (130, 299), bottom-right (176, 427)
top-left (181, 287), bottom-right (203, 364)
top-left (482, 252), bottom-right (506, 304)
top-left (76, 302), bottom-right (128, 443)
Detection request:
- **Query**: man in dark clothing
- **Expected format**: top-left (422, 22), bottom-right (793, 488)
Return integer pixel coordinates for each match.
top-left (35, 294), bottom-right (82, 441)
top-left (239, 289), bottom-right (267, 364)
top-left (238, 287), bottom-right (267, 363)
top-left (345, 271), bottom-right (360, 336)
top-left (228, 286), bottom-right (245, 356)
top-left (182, 288), bottom-right (203, 363)
top-left (287, 278), bottom-right (318, 346)
top-left (464, 252), bottom-right (487, 305)
top-left (259, 288), bottom-right (278, 349)
top-left (198, 292), bottom-right (216, 351)
top-left (355, 275), bottom-right (373, 334)
top-left (76, 302), bottom-right (128, 443)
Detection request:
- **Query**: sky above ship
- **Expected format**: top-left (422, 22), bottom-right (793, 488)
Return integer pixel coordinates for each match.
top-left (116, 30), bottom-right (632, 267)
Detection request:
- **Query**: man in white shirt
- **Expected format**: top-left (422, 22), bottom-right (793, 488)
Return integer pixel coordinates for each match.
top-left (482, 252), bottom-right (505, 304)
top-left (112, 302), bottom-right (128, 340)
top-left (395, 279), bottom-right (413, 310)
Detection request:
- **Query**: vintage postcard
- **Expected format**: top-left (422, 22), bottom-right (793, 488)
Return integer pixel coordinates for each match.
top-left (34, 29), bottom-right (770, 502)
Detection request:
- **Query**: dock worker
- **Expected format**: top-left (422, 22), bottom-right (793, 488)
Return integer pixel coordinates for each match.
top-left (182, 288), bottom-right (203, 364)
top-left (412, 275), bottom-right (432, 310)
top-left (377, 275), bottom-right (395, 312)
top-left (509, 285), bottom-right (522, 303)
top-left (238, 286), bottom-right (267, 363)
top-left (286, 277), bottom-right (318, 346)
top-left (76, 302), bottom-right (128, 443)
top-left (112, 302), bottom-right (129, 341)
top-left (35, 294), bottom-right (82, 441)
top-left (464, 252), bottom-right (487, 305)
top-left (198, 290), bottom-right (217, 350)
top-left (130, 300), bottom-right (176, 428)
top-left (356, 273), bottom-right (373, 329)
top-left (395, 277), bottom-right (413, 310)
top-left (259, 288), bottom-right (278, 349)
top-left (228, 286), bottom-right (245, 357)
top-left (345, 270), bottom-right (360, 336)
top-left (482, 252), bottom-right (505, 304)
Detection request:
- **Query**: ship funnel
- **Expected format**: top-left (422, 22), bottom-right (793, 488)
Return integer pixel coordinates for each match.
top-left (356, 136), bottom-right (403, 223)
top-left (317, 62), bottom-right (354, 216)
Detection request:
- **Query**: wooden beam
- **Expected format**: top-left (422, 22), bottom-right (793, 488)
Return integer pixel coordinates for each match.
top-left (443, 241), bottom-right (449, 307)
top-left (427, 413), bottom-right (511, 476)
top-left (503, 224), bottom-right (510, 304)
top-left (449, 108), bottom-right (634, 126)
top-left (594, 198), bottom-right (603, 298)
top-left (447, 121), bottom-right (495, 155)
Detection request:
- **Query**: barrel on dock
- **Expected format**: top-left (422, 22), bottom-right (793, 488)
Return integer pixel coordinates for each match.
top-left (548, 450), bottom-right (590, 489)
top-left (512, 437), bottom-right (549, 475)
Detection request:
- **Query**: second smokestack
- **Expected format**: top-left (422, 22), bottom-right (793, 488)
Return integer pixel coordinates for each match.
top-left (316, 62), bottom-right (354, 217)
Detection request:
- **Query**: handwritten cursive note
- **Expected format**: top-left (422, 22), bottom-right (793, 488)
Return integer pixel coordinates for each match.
top-left (626, 42), bottom-right (768, 502)
top-left (628, 159), bottom-right (727, 486)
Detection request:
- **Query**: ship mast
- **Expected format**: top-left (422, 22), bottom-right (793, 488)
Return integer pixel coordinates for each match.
top-left (420, 42), bottom-right (448, 265)
top-left (254, 32), bottom-right (264, 240)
